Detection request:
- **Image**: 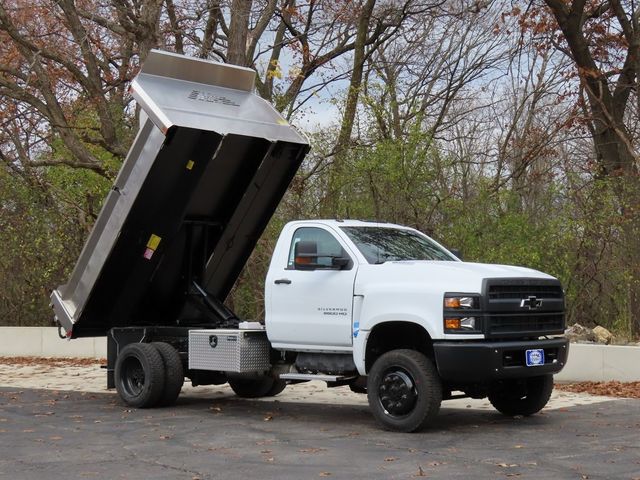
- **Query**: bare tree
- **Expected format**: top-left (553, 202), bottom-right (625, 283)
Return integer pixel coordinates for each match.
top-left (540, 0), bottom-right (640, 334)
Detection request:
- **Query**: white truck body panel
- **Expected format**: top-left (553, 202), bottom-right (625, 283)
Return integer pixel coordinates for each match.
top-left (266, 222), bottom-right (359, 351)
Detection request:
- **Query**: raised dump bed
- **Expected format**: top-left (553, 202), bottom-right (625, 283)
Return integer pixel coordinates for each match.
top-left (51, 50), bottom-right (309, 339)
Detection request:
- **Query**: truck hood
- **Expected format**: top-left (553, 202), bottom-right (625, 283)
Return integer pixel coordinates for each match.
top-left (354, 260), bottom-right (556, 295)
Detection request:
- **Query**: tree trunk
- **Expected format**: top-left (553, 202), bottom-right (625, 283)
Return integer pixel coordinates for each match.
top-left (323, 0), bottom-right (376, 216)
top-left (228, 0), bottom-right (252, 66)
top-left (544, 0), bottom-right (640, 336)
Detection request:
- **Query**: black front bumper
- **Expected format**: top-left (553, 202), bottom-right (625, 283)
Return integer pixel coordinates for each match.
top-left (433, 337), bottom-right (569, 383)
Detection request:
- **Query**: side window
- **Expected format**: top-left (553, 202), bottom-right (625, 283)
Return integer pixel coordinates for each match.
top-left (287, 227), bottom-right (346, 269)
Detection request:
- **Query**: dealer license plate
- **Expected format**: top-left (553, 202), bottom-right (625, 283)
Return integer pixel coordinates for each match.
top-left (525, 349), bottom-right (545, 366)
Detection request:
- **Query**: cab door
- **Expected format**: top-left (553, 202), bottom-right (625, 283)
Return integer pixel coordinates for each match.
top-left (266, 226), bottom-right (357, 350)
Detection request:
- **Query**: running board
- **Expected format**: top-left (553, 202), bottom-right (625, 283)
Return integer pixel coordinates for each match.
top-left (279, 373), bottom-right (356, 382)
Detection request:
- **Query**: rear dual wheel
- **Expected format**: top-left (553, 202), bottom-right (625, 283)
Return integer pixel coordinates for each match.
top-left (115, 342), bottom-right (184, 408)
top-left (152, 342), bottom-right (184, 406)
top-left (228, 377), bottom-right (287, 398)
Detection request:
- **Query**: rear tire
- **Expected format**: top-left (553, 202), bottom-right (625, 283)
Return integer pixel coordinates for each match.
top-left (367, 349), bottom-right (442, 432)
top-left (265, 379), bottom-right (287, 397)
top-left (115, 343), bottom-right (165, 408)
top-left (151, 342), bottom-right (184, 406)
top-left (488, 375), bottom-right (553, 416)
top-left (228, 376), bottom-right (277, 398)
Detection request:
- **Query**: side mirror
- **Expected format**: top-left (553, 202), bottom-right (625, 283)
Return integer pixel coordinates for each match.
top-left (294, 240), bottom-right (319, 270)
top-left (293, 241), bottom-right (350, 270)
top-left (449, 248), bottom-right (463, 260)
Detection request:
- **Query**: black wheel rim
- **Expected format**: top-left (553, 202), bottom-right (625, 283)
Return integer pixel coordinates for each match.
top-left (121, 356), bottom-right (145, 397)
top-left (378, 368), bottom-right (418, 417)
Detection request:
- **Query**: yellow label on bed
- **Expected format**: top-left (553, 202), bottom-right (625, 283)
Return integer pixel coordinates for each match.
top-left (146, 234), bottom-right (161, 250)
top-left (186, 160), bottom-right (195, 170)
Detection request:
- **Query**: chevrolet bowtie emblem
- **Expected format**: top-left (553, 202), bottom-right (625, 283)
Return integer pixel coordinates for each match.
top-left (520, 296), bottom-right (542, 310)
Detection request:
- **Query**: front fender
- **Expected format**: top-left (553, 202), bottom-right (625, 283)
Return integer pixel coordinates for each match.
top-left (353, 314), bottom-right (438, 376)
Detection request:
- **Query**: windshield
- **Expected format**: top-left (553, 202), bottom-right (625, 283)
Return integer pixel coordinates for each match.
top-left (341, 226), bottom-right (455, 264)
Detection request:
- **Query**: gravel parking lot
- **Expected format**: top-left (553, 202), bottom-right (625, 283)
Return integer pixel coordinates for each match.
top-left (0, 360), bottom-right (639, 479)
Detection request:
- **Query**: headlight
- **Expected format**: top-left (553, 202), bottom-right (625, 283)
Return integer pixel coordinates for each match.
top-left (444, 296), bottom-right (477, 309)
top-left (444, 317), bottom-right (477, 330)
top-left (443, 293), bottom-right (481, 333)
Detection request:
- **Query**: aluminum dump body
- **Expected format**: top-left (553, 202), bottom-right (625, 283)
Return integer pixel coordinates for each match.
top-left (51, 50), bottom-right (309, 338)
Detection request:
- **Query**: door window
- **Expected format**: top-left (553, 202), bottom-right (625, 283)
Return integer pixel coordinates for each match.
top-left (287, 227), bottom-right (347, 269)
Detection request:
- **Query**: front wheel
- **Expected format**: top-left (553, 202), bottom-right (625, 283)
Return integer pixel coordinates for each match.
top-left (367, 349), bottom-right (442, 432)
top-left (488, 375), bottom-right (553, 416)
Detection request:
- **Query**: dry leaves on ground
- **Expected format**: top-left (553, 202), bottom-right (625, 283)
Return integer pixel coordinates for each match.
top-left (556, 382), bottom-right (640, 399)
top-left (0, 357), bottom-right (104, 367)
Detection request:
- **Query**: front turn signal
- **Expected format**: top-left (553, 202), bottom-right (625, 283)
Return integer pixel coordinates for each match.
top-left (445, 318), bottom-right (461, 329)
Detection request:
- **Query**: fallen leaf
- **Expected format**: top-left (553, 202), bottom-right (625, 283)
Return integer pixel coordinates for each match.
top-left (263, 415), bottom-right (273, 421)
top-left (300, 448), bottom-right (326, 454)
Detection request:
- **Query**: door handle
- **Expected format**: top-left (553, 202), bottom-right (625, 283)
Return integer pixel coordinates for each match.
top-left (274, 278), bottom-right (292, 285)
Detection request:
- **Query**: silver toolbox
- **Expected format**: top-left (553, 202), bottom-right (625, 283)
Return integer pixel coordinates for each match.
top-left (188, 329), bottom-right (271, 372)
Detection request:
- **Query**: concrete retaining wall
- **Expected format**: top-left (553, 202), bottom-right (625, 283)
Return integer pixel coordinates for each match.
top-left (0, 328), bottom-right (638, 382)
top-left (0, 327), bottom-right (107, 359)
top-left (555, 343), bottom-right (640, 382)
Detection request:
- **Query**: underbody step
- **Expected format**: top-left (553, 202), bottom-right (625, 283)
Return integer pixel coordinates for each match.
top-left (279, 373), bottom-right (356, 382)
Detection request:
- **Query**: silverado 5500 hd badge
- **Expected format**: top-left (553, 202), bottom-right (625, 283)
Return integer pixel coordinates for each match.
top-left (317, 307), bottom-right (348, 316)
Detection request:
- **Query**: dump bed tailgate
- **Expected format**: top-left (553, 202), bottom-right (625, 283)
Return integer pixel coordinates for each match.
top-left (51, 50), bottom-right (309, 338)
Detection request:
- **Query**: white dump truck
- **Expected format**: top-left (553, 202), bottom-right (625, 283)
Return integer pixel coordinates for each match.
top-left (51, 50), bottom-right (568, 432)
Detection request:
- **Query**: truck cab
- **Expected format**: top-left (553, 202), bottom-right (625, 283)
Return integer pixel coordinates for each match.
top-left (263, 220), bottom-right (568, 430)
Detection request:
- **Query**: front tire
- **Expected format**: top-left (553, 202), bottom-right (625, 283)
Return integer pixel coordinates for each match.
top-left (115, 343), bottom-right (165, 408)
top-left (488, 375), bottom-right (553, 416)
top-left (367, 349), bottom-right (442, 432)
